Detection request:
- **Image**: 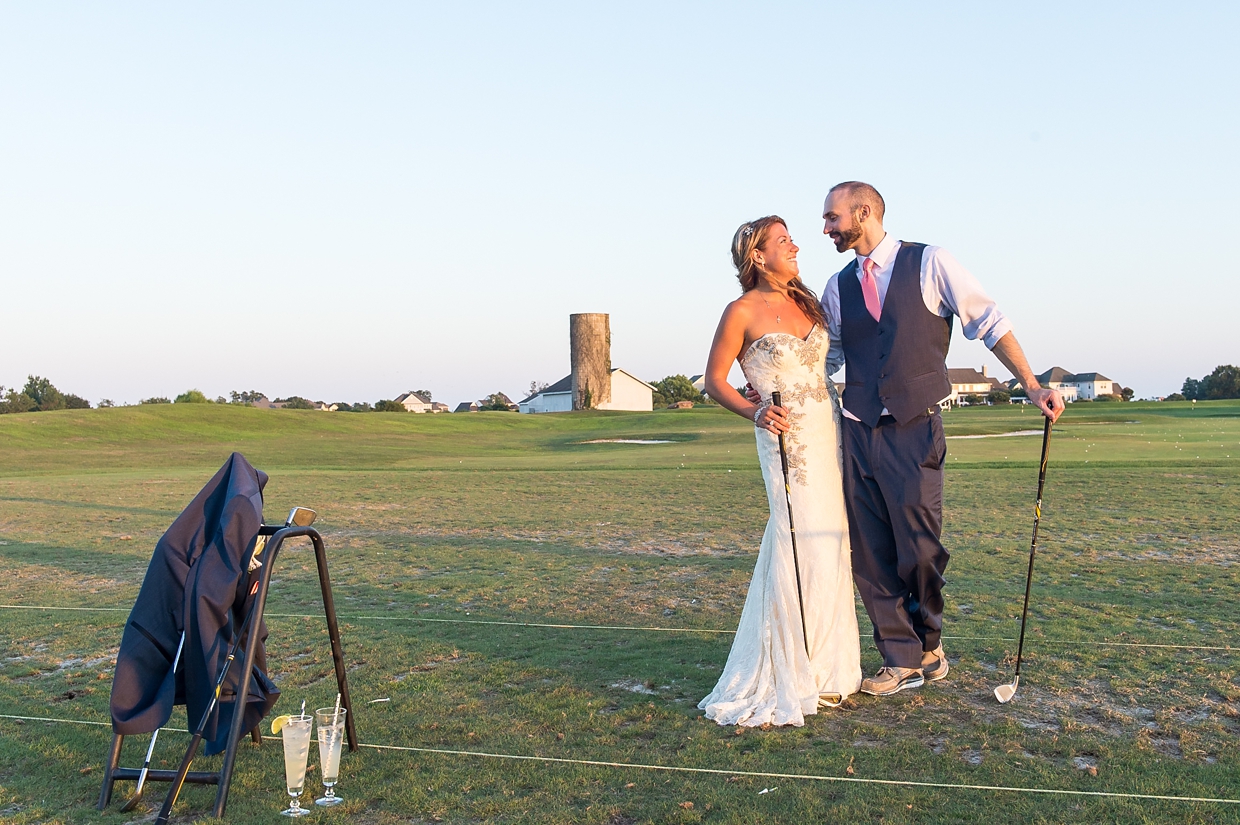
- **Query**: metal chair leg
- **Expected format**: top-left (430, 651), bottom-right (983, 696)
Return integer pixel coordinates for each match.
top-left (97, 732), bottom-right (124, 809)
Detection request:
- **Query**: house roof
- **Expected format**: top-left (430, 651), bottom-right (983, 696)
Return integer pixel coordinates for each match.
top-left (947, 368), bottom-right (989, 385)
top-left (1034, 367), bottom-right (1113, 384)
top-left (1036, 366), bottom-right (1075, 384)
top-left (610, 368), bottom-right (655, 391)
top-left (520, 369), bottom-right (653, 404)
top-left (394, 391), bottom-right (429, 405)
top-left (519, 374), bottom-right (571, 404)
top-left (454, 401), bottom-right (478, 412)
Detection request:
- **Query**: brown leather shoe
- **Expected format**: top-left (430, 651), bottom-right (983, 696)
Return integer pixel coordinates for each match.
top-left (859, 666), bottom-right (924, 696)
top-left (922, 645), bottom-right (949, 682)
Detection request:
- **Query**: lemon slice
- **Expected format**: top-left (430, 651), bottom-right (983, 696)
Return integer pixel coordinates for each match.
top-left (270, 714), bottom-right (294, 735)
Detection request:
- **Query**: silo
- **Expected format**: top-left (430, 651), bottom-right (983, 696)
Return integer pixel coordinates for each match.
top-left (570, 313), bottom-right (611, 410)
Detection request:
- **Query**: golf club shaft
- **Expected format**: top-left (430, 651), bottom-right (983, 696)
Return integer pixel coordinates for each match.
top-left (155, 599), bottom-right (260, 824)
top-left (131, 633), bottom-right (186, 799)
top-left (771, 392), bottom-right (810, 658)
top-left (1012, 416), bottom-right (1053, 680)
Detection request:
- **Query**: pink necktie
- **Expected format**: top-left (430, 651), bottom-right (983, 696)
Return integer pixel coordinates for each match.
top-left (861, 258), bottom-right (882, 321)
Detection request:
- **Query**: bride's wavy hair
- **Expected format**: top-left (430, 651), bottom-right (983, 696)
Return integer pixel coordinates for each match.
top-left (731, 216), bottom-right (826, 326)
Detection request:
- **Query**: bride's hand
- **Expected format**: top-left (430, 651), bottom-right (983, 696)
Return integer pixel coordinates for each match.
top-left (754, 403), bottom-right (790, 434)
top-left (743, 383), bottom-right (761, 404)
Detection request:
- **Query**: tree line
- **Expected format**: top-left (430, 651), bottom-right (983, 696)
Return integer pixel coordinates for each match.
top-left (0, 376), bottom-right (92, 414)
top-left (1167, 365), bottom-right (1240, 401)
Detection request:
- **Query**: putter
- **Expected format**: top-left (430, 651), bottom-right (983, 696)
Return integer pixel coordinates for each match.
top-left (119, 632), bottom-right (186, 812)
top-left (771, 392), bottom-right (810, 659)
top-left (995, 415), bottom-right (1053, 704)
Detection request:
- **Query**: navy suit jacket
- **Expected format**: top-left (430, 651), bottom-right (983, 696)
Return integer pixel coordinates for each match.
top-left (109, 452), bottom-right (280, 754)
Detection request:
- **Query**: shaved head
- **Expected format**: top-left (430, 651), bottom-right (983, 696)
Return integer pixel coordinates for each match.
top-left (827, 181), bottom-right (885, 222)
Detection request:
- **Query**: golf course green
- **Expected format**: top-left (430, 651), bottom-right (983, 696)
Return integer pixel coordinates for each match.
top-left (1, 400), bottom-right (1237, 823)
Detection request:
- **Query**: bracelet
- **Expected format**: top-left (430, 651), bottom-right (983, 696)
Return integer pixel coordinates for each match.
top-left (753, 403), bottom-right (766, 425)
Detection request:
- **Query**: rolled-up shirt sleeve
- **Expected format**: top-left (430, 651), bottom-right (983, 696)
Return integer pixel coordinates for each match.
top-left (924, 246), bottom-right (1012, 349)
top-left (822, 273), bottom-right (845, 375)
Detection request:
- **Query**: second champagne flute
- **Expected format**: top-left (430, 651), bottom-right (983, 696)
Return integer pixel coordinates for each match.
top-left (314, 706), bottom-right (347, 806)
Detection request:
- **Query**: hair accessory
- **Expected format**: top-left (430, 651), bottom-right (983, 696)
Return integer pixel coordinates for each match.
top-left (741, 225), bottom-right (754, 237)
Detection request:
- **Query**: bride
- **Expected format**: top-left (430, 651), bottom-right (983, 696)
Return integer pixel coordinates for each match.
top-left (698, 216), bottom-right (862, 727)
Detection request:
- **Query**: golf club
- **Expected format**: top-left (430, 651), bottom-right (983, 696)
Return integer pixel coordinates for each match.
top-left (287, 506), bottom-right (317, 527)
top-left (771, 392), bottom-right (810, 659)
top-left (119, 632), bottom-right (185, 812)
top-left (995, 414), bottom-right (1053, 704)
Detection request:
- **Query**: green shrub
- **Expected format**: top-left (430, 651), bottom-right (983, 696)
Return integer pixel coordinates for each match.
top-left (0, 387), bottom-right (36, 414)
top-left (174, 389), bottom-right (210, 404)
top-left (650, 375), bottom-right (704, 408)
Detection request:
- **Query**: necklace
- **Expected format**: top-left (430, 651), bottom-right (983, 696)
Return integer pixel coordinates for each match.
top-left (762, 293), bottom-right (785, 324)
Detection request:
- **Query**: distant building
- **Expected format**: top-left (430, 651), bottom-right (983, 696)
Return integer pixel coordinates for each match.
top-left (947, 366), bottom-right (1006, 404)
top-left (456, 393), bottom-right (519, 412)
top-left (394, 391), bottom-right (432, 413)
top-left (1026, 367), bottom-right (1119, 401)
top-left (520, 369), bottom-right (653, 413)
top-left (429, 401), bottom-right (451, 413)
top-left (312, 401), bottom-right (339, 411)
top-left (1065, 372), bottom-right (1117, 400)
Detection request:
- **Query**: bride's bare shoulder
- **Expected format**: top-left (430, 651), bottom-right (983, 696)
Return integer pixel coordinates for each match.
top-left (720, 292), bottom-right (760, 325)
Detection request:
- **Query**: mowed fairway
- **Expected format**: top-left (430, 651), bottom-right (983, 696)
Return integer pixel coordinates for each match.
top-left (1, 401), bottom-right (1238, 824)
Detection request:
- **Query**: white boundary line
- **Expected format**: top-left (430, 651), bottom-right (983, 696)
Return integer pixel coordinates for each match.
top-left (0, 713), bottom-right (188, 733)
top-left (0, 604), bottom-right (1233, 652)
top-left (1, 713), bottom-right (1235, 806)
top-left (363, 742), bottom-right (1237, 805)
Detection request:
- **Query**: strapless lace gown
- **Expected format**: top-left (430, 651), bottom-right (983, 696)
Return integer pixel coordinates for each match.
top-left (699, 325), bottom-right (862, 726)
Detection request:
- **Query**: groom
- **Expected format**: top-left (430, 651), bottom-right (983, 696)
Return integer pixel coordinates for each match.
top-left (821, 181), bottom-right (1064, 696)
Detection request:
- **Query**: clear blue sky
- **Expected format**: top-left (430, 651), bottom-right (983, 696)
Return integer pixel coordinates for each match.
top-left (2, 2), bottom-right (1236, 406)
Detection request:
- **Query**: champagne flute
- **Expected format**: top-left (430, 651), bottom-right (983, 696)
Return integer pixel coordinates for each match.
top-left (314, 706), bottom-right (347, 806)
top-left (280, 714), bottom-right (314, 817)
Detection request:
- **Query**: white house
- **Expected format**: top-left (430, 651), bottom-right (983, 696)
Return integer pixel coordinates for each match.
top-left (1068, 372), bottom-right (1117, 400)
top-left (394, 391), bottom-right (432, 413)
top-left (947, 366), bottom-right (1004, 404)
top-left (1031, 367), bottom-right (1121, 401)
top-left (520, 369), bottom-right (654, 413)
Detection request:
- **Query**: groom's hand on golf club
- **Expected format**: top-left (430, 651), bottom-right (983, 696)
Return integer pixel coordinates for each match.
top-left (1027, 387), bottom-right (1065, 422)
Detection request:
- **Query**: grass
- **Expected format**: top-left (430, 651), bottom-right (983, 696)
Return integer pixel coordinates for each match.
top-left (0, 400), bottom-right (1238, 824)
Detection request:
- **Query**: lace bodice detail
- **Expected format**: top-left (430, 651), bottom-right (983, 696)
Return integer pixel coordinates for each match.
top-left (741, 325), bottom-right (842, 483)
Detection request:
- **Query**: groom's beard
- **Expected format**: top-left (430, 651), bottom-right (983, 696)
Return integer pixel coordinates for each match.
top-left (832, 223), bottom-right (863, 252)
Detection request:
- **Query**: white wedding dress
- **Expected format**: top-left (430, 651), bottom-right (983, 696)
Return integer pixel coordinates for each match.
top-left (699, 325), bottom-right (862, 726)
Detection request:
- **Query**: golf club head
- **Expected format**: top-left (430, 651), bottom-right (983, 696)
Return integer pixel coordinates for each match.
top-left (286, 507), bottom-right (317, 527)
top-left (994, 676), bottom-right (1019, 704)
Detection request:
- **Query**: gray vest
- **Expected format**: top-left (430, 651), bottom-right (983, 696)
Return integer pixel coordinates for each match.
top-left (839, 242), bottom-right (952, 426)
